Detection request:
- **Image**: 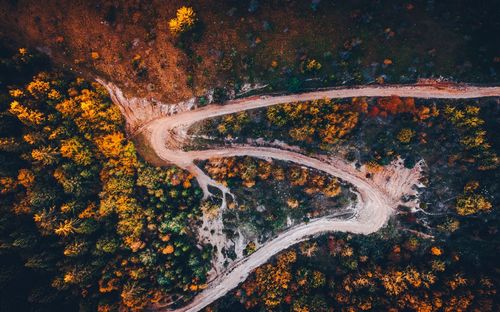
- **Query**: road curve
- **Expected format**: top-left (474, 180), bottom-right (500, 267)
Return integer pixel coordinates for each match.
top-left (160, 148), bottom-right (394, 312)
top-left (100, 82), bottom-right (500, 312)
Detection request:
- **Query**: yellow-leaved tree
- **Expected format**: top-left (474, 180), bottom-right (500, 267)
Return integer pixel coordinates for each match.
top-left (169, 6), bottom-right (197, 36)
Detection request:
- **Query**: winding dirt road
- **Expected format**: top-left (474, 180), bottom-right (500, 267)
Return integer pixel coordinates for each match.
top-left (101, 82), bottom-right (500, 312)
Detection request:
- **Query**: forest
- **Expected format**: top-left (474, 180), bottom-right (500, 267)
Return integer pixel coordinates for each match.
top-left (204, 104), bottom-right (499, 311)
top-left (0, 47), bottom-right (211, 311)
top-left (1, 46), bottom-right (497, 312)
top-left (191, 80), bottom-right (499, 312)
top-left (200, 156), bottom-right (353, 252)
top-left (0, 1), bottom-right (498, 311)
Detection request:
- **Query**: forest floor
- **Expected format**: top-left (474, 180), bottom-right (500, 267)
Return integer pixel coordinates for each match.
top-left (2, 0), bottom-right (498, 103)
top-left (101, 82), bottom-right (499, 312)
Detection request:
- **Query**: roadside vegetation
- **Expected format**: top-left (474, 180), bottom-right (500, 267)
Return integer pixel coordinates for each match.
top-left (0, 0), bottom-right (498, 306)
top-left (199, 97), bottom-right (499, 312)
top-left (0, 48), bottom-right (211, 311)
top-left (197, 157), bottom-right (354, 250)
top-left (215, 226), bottom-right (498, 311)
top-left (1, 47), bottom-right (496, 312)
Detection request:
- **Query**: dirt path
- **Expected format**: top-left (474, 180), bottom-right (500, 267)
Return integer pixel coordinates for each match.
top-left (160, 148), bottom-right (422, 312)
top-left (101, 82), bottom-right (499, 312)
top-left (100, 80), bottom-right (500, 133)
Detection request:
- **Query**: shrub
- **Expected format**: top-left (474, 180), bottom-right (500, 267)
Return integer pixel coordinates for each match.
top-left (169, 6), bottom-right (197, 36)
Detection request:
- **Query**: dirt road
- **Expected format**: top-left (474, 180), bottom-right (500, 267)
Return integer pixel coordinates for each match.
top-left (104, 82), bottom-right (500, 133)
top-left (101, 82), bottom-right (499, 312)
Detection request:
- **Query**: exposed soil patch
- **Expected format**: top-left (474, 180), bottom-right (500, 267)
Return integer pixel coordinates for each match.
top-left (1, 0), bottom-right (498, 103)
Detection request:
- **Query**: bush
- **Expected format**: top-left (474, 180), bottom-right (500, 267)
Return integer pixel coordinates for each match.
top-left (169, 6), bottom-right (197, 36)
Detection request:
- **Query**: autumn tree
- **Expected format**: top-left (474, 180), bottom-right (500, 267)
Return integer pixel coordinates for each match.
top-left (266, 99), bottom-right (358, 148)
top-left (455, 181), bottom-right (492, 216)
top-left (169, 6), bottom-right (197, 36)
top-left (444, 105), bottom-right (498, 170)
top-left (0, 48), bottom-right (210, 311)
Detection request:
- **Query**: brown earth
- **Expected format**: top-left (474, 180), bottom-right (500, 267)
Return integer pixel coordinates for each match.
top-left (0, 0), bottom-right (482, 103)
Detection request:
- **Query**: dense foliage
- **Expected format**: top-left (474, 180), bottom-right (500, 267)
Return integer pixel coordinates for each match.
top-left (196, 99), bottom-right (360, 152)
top-left (0, 35), bottom-right (498, 311)
top-left (0, 48), bottom-right (210, 311)
top-left (200, 157), bottom-right (351, 246)
top-left (216, 230), bottom-right (498, 312)
top-left (207, 97), bottom-right (499, 312)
